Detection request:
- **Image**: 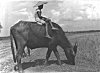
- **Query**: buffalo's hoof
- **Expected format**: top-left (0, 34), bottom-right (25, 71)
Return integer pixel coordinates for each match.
top-left (58, 62), bottom-right (62, 66)
top-left (44, 61), bottom-right (49, 66)
top-left (44, 64), bottom-right (49, 67)
top-left (69, 62), bottom-right (75, 65)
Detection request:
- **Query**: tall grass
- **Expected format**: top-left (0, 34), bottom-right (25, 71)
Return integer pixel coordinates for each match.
top-left (66, 32), bottom-right (100, 67)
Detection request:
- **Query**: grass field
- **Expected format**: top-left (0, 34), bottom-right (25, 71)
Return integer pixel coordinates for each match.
top-left (0, 32), bottom-right (100, 72)
top-left (67, 32), bottom-right (100, 66)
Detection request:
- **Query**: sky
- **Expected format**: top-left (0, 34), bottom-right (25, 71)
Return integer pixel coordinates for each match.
top-left (0, 0), bottom-right (100, 36)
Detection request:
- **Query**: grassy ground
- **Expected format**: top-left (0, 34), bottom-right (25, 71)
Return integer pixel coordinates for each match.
top-left (0, 32), bottom-right (100, 72)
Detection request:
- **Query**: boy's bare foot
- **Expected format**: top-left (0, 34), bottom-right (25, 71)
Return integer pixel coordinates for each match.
top-left (52, 27), bottom-right (58, 30)
top-left (45, 35), bottom-right (51, 38)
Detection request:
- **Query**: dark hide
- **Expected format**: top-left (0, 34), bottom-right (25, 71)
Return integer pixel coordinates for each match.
top-left (10, 20), bottom-right (77, 72)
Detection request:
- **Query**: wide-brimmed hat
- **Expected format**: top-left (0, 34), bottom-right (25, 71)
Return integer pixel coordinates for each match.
top-left (33, 1), bottom-right (48, 8)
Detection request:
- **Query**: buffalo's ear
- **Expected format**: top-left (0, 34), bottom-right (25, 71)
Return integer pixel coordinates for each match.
top-left (73, 42), bottom-right (78, 55)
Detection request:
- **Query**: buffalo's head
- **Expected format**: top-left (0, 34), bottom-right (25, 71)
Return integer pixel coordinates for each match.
top-left (64, 42), bottom-right (78, 65)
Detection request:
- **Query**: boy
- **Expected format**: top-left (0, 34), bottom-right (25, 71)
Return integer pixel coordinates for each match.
top-left (34, 1), bottom-right (58, 38)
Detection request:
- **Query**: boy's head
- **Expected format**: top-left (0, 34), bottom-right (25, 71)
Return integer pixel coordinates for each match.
top-left (38, 4), bottom-right (43, 9)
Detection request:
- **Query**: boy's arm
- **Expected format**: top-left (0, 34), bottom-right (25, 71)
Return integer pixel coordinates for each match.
top-left (37, 11), bottom-right (42, 19)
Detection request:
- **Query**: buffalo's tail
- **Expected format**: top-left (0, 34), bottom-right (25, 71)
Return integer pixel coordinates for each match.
top-left (10, 28), bottom-right (16, 63)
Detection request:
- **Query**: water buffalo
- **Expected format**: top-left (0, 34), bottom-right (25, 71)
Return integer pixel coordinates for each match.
top-left (10, 20), bottom-right (77, 73)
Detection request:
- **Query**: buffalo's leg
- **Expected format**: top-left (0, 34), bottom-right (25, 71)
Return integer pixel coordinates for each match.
top-left (16, 53), bottom-right (22, 73)
top-left (22, 47), bottom-right (30, 58)
top-left (16, 48), bottom-right (24, 73)
top-left (53, 48), bottom-right (61, 65)
top-left (44, 49), bottom-right (52, 65)
top-left (15, 37), bottom-right (26, 73)
top-left (22, 50), bottom-right (27, 58)
top-left (27, 47), bottom-right (30, 56)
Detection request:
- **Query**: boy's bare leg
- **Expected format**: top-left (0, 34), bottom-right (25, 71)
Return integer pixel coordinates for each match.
top-left (49, 20), bottom-right (58, 30)
top-left (45, 23), bottom-right (51, 38)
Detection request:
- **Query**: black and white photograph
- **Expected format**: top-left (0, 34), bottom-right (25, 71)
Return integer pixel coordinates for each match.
top-left (0, 0), bottom-right (100, 73)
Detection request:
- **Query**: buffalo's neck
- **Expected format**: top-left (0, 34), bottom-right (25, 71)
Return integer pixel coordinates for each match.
top-left (58, 36), bottom-right (73, 49)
